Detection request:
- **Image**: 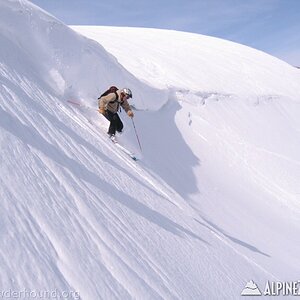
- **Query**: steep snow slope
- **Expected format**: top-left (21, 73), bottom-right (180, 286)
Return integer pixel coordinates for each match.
top-left (1, 1), bottom-right (300, 300)
top-left (73, 27), bottom-right (300, 282)
top-left (0, 1), bottom-right (166, 111)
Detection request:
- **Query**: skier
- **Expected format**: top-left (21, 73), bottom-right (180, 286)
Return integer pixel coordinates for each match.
top-left (98, 87), bottom-right (134, 141)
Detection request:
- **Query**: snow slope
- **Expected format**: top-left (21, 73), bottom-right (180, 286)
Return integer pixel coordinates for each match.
top-left (73, 26), bottom-right (300, 99)
top-left (72, 25), bottom-right (300, 283)
top-left (0, 1), bottom-right (300, 299)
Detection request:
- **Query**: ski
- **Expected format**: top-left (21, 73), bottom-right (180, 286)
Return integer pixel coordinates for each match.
top-left (110, 138), bottom-right (138, 161)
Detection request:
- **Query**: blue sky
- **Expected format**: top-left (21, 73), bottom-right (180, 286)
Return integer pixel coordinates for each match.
top-left (30, 0), bottom-right (300, 66)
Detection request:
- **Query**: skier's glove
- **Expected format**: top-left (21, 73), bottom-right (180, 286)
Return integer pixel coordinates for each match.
top-left (99, 108), bottom-right (105, 115)
top-left (127, 110), bottom-right (134, 118)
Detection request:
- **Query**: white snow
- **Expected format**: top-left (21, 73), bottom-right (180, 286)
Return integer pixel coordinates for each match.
top-left (1, 1), bottom-right (300, 299)
top-left (72, 26), bottom-right (300, 100)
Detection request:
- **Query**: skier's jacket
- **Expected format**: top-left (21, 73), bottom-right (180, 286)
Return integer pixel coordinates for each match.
top-left (98, 90), bottom-right (131, 114)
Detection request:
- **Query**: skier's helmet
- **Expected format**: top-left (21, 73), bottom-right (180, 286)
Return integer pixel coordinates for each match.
top-left (122, 88), bottom-right (132, 99)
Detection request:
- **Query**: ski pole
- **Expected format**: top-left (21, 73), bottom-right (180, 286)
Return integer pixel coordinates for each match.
top-left (131, 118), bottom-right (142, 152)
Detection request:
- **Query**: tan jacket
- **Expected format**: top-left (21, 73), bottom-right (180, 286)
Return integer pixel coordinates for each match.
top-left (98, 90), bottom-right (131, 114)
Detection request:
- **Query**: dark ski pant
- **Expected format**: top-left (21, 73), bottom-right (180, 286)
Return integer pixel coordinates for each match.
top-left (104, 110), bottom-right (123, 135)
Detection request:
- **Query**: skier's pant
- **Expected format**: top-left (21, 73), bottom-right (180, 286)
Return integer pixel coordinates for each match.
top-left (104, 111), bottom-right (123, 135)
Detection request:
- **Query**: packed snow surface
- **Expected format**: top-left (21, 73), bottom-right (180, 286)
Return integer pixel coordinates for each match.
top-left (0, 1), bottom-right (300, 299)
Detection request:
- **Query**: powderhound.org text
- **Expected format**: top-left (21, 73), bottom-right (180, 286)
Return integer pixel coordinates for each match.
top-left (0, 288), bottom-right (80, 299)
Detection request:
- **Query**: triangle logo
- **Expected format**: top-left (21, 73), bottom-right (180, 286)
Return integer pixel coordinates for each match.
top-left (241, 280), bottom-right (262, 296)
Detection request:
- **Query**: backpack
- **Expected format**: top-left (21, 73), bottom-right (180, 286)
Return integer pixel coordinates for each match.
top-left (98, 86), bottom-right (119, 101)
